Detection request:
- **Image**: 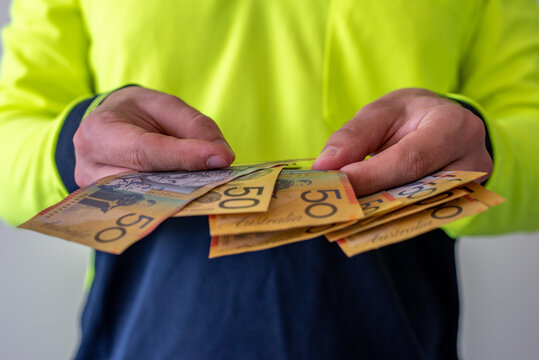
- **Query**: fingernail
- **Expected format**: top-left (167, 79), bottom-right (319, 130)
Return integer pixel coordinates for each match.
top-left (312, 146), bottom-right (337, 169)
top-left (207, 155), bottom-right (229, 169)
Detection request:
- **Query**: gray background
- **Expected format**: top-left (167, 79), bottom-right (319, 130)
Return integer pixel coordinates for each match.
top-left (1, 1), bottom-right (539, 359)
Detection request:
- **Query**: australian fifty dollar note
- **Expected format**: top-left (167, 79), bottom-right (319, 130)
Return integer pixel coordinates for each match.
top-left (19, 160), bottom-right (301, 254)
top-left (209, 170), bottom-right (364, 236)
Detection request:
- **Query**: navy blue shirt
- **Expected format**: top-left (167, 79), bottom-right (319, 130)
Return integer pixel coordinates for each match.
top-left (75, 217), bottom-right (458, 360)
top-left (60, 97), bottom-right (459, 360)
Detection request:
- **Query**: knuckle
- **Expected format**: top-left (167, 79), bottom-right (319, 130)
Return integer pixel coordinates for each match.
top-left (95, 109), bottom-right (122, 123)
top-left (154, 93), bottom-right (186, 113)
top-left (125, 147), bottom-right (147, 171)
top-left (188, 112), bottom-right (217, 133)
top-left (404, 148), bottom-right (430, 180)
top-left (172, 151), bottom-right (189, 170)
top-left (73, 126), bottom-right (93, 157)
top-left (467, 113), bottom-right (486, 139)
top-left (337, 125), bottom-right (359, 140)
top-left (74, 115), bottom-right (107, 155)
top-left (74, 166), bottom-right (89, 188)
top-left (335, 126), bottom-right (369, 154)
top-left (160, 93), bottom-right (181, 105)
top-left (136, 87), bottom-right (168, 103)
top-left (483, 158), bottom-right (494, 175)
top-left (72, 129), bottom-right (85, 152)
top-left (433, 104), bottom-right (461, 122)
top-left (357, 102), bottom-right (382, 117)
top-left (476, 148), bottom-right (494, 174)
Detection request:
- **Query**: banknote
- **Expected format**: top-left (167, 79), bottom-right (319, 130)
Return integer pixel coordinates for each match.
top-left (383, 170), bottom-right (485, 208)
top-left (357, 191), bottom-right (402, 218)
top-left (18, 186), bottom-right (185, 254)
top-left (326, 170), bottom-right (486, 236)
top-left (325, 188), bottom-right (468, 241)
top-left (209, 170), bottom-right (363, 236)
top-left (209, 221), bottom-right (355, 258)
top-left (324, 170), bottom-right (484, 241)
top-left (458, 181), bottom-right (505, 207)
top-left (174, 166), bottom-right (284, 216)
top-left (19, 159), bottom-right (303, 254)
top-left (337, 195), bottom-right (489, 257)
top-left (95, 159), bottom-right (305, 201)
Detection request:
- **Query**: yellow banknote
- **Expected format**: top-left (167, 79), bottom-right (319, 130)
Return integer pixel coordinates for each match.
top-left (358, 191), bottom-right (402, 218)
top-left (18, 185), bottom-right (186, 254)
top-left (337, 195), bottom-right (489, 257)
top-left (458, 181), bottom-right (506, 207)
top-left (324, 170), bottom-right (484, 241)
top-left (321, 191), bottom-right (402, 240)
top-left (385, 170), bottom-right (486, 207)
top-left (326, 188), bottom-right (468, 241)
top-left (209, 170), bottom-right (363, 236)
top-left (95, 159), bottom-right (305, 201)
top-left (174, 166), bottom-right (284, 216)
top-left (209, 221), bottom-right (355, 258)
top-left (19, 159), bottom-right (303, 254)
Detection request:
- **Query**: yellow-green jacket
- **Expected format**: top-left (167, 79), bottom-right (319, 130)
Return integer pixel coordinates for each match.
top-left (1, 0), bottom-right (539, 237)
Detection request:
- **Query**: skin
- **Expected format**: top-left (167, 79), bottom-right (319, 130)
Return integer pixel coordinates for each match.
top-left (73, 86), bottom-right (235, 187)
top-left (74, 87), bottom-right (492, 196)
top-left (312, 88), bottom-right (493, 196)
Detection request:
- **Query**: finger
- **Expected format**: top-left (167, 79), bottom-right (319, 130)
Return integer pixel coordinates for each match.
top-left (139, 92), bottom-right (231, 145)
top-left (80, 121), bottom-right (235, 172)
top-left (312, 104), bottom-right (401, 170)
top-left (99, 87), bottom-right (234, 157)
top-left (340, 123), bottom-right (463, 196)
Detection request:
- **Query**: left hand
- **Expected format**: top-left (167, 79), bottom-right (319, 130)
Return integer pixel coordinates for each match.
top-left (312, 88), bottom-right (493, 196)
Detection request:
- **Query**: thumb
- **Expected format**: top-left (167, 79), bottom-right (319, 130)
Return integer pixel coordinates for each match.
top-left (104, 87), bottom-right (235, 161)
top-left (312, 106), bottom-right (398, 170)
top-left (81, 111), bottom-right (235, 172)
top-left (141, 90), bottom-right (232, 144)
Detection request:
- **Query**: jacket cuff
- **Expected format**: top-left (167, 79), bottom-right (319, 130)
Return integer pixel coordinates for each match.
top-left (55, 91), bottom-right (115, 193)
top-left (55, 96), bottom-right (99, 193)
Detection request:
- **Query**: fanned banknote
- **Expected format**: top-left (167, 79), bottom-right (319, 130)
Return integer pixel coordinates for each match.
top-left (458, 181), bottom-right (506, 207)
top-left (383, 170), bottom-right (486, 206)
top-left (174, 166), bottom-right (284, 216)
top-left (209, 221), bottom-right (355, 258)
top-left (208, 170), bottom-right (363, 236)
top-left (18, 161), bottom-right (503, 258)
top-left (337, 194), bottom-right (491, 257)
top-left (19, 159), bottom-right (303, 254)
top-left (325, 170), bottom-right (486, 241)
top-left (207, 171), bottom-right (502, 259)
top-left (357, 191), bottom-right (402, 218)
top-left (326, 188), bottom-right (468, 241)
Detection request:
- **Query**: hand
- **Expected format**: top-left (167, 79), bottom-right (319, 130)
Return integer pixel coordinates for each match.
top-left (73, 86), bottom-right (235, 187)
top-left (312, 88), bottom-right (493, 196)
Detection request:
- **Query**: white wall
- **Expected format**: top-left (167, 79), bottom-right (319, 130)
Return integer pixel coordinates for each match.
top-left (1, 1), bottom-right (539, 359)
top-left (0, 3), bottom-right (89, 359)
top-left (0, 223), bottom-right (89, 360)
top-left (457, 234), bottom-right (539, 360)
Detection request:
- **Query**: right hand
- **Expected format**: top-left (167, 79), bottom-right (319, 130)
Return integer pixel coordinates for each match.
top-left (73, 86), bottom-right (235, 187)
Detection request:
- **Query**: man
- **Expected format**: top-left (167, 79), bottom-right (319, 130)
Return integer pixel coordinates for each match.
top-left (1, 0), bottom-right (538, 358)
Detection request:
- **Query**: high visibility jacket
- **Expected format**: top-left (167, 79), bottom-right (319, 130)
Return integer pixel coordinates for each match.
top-left (1, 1), bottom-right (539, 233)
top-left (2, 1), bottom-right (539, 359)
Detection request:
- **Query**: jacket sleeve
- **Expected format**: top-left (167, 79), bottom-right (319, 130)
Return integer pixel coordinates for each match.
top-left (444, 0), bottom-right (539, 236)
top-left (0, 0), bottom-right (99, 226)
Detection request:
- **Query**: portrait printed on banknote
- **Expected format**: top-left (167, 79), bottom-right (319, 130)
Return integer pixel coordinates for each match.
top-left (103, 170), bottom-right (236, 195)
